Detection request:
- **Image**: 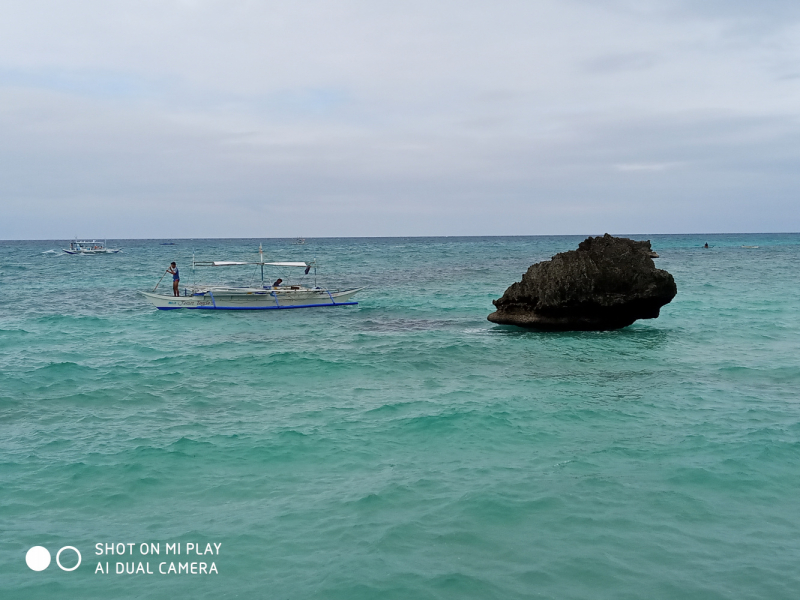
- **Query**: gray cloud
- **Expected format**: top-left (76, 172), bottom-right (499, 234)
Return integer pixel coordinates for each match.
top-left (583, 52), bottom-right (658, 73)
top-left (1, 0), bottom-right (800, 238)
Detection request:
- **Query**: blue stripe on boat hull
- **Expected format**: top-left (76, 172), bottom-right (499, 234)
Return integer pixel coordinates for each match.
top-left (156, 301), bottom-right (358, 311)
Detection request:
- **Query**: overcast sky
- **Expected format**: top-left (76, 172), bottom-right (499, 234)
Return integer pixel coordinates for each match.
top-left (2, 0), bottom-right (800, 239)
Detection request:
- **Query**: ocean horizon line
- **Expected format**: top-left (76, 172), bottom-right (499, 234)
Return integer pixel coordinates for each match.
top-left (3, 231), bottom-right (800, 242)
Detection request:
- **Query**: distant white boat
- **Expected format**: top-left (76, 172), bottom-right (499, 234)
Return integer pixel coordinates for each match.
top-left (140, 245), bottom-right (363, 311)
top-left (63, 239), bottom-right (121, 255)
top-left (294, 237), bottom-right (306, 245)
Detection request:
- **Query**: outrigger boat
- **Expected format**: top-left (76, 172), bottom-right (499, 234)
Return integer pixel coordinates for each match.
top-left (140, 246), bottom-right (363, 311)
top-left (63, 239), bottom-right (121, 255)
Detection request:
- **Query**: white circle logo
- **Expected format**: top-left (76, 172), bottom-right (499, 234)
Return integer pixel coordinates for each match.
top-left (26, 546), bottom-right (51, 571)
top-left (56, 546), bottom-right (81, 571)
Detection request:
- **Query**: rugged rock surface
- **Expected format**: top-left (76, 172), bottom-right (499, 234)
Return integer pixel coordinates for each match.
top-left (488, 234), bottom-right (677, 331)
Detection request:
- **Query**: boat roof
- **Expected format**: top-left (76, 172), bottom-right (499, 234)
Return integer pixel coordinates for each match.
top-left (193, 261), bottom-right (309, 268)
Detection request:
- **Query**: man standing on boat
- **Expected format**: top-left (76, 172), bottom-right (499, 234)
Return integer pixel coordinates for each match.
top-left (167, 262), bottom-right (180, 296)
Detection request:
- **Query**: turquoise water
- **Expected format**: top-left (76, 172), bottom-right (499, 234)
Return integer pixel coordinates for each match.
top-left (2, 234), bottom-right (800, 599)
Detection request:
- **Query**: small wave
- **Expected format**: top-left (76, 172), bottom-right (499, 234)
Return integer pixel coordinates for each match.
top-left (35, 361), bottom-right (90, 373)
top-left (463, 326), bottom-right (493, 335)
top-left (358, 317), bottom-right (457, 332)
top-left (0, 328), bottom-right (30, 336)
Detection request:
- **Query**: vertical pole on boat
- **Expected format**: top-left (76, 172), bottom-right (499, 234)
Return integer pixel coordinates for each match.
top-left (259, 243), bottom-right (264, 286)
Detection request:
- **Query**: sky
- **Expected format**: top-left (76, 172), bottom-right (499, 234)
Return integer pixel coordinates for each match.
top-left (2, 0), bottom-right (800, 239)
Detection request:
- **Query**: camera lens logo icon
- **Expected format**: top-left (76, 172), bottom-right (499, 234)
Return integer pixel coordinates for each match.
top-left (26, 546), bottom-right (81, 572)
top-left (25, 547), bottom-right (50, 571)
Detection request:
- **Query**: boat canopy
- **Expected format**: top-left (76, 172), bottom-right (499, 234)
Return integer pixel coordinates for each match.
top-left (195, 261), bottom-right (309, 268)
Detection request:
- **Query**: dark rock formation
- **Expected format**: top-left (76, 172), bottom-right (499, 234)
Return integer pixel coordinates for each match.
top-left (488, 234), bottom-right (677, 331)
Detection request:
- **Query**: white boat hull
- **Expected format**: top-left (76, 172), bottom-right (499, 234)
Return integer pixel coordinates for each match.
top-left (63, 249), bottom-right (121, 255)
top-left (140, 287), bottom-right (363, 310)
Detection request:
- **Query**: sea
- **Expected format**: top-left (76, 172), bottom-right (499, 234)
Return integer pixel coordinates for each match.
top-left (1, 234), bottom-right (799, 599)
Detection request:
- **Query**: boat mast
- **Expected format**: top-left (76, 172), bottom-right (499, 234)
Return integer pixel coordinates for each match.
top-left (259, 243), bottom-right (264, 286)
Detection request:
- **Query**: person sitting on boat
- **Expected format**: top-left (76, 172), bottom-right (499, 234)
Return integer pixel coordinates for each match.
top-left (272, 278), bottom-right (283, 289)
top-left (167, 262), bottom-right (180, 296)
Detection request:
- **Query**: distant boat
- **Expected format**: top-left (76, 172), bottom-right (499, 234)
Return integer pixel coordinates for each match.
top-left (160, 242), bottom-right (177, 245)
top-left (62, 239), bottom-right (121, 255)
top-left (294, 237), bottom-right (306, 245)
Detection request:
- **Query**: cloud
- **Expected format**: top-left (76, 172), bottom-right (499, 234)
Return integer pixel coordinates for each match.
top-left (614, 162), bottom-right (682, 172)
top-left (1, 0), bottom-right (800, 237)
top-left (583, 52), bottom-right (658, 73)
